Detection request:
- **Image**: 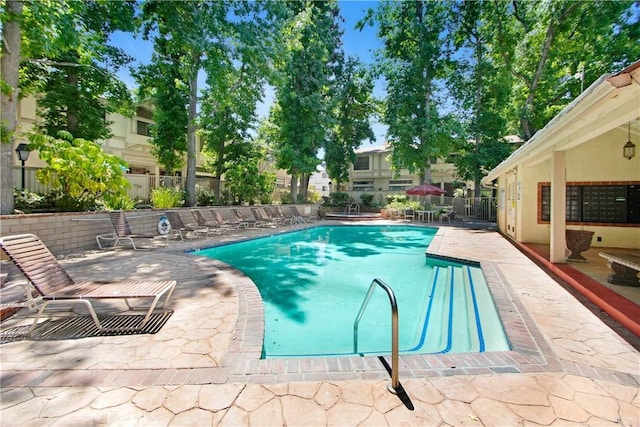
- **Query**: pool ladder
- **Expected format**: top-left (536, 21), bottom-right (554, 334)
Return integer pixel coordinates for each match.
top-left (353, 278), bottom-right (400, 394)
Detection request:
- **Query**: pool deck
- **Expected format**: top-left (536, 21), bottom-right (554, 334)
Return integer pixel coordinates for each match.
top-left (1, 220), bottom-right (638, 426)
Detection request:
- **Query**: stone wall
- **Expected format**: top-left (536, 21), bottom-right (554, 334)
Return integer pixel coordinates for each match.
top-left (0, 205), bottom-right (319, 256)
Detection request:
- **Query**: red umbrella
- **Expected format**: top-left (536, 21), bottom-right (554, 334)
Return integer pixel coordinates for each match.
top-left (405, 183), bottom-right (446, 196)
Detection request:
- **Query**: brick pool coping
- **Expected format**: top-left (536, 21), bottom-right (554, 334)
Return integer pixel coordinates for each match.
top-left (220, 225), bottom-right (639, 387)
top-left (2, 223), bottom-right (638, 389)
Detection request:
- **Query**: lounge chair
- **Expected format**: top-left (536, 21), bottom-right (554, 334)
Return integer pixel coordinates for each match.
top-left (440, 207), bottom-right (455, 222)
top-left (231, 208), bottom-right (263, 228)
top-left (250, 207), bottom-right (278, 227)
top-left (190, 209), bottom-right (228, 234)
top-left (275, 205), bottom-right (296, 225)
top-left (0, 233), bottom-right (177, 332)
top-left (165, 210), bottom-right (211, 239)
top-left (403, 209), bottom-right (415, 221)
top-left (289, 206), bottom-right (317, 223)
top-left (264, 206), bottom-right (290, 226)
top-left (209, 208), bottom-right (243, 230)
top-left (109, 211), bottom-right (169, 250)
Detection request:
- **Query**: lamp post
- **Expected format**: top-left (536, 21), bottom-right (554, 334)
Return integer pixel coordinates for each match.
top-left (15, 143), bottom-right (31, 190)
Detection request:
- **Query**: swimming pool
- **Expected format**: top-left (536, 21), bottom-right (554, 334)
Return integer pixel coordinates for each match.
top-left (195, 225), bottom-right (509, 358)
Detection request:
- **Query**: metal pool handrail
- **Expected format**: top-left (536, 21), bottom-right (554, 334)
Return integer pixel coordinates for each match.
top-left (353, 278), bottom-right (400, 394)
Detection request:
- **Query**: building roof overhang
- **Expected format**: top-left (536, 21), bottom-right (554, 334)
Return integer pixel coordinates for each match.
top-left (481, 59), bottom-right (640, 186)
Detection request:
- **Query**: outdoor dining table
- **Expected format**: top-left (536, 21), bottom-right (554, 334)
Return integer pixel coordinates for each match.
top-left (416, 210), bottom-right (437, 222)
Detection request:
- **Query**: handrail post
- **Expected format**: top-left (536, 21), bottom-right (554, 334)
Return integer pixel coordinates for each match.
top-left (353, 278), bottom-right (400, 394)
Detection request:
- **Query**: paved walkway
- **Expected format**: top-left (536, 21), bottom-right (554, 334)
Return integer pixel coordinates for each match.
top-left (1, 221), bottom-right (638, 425)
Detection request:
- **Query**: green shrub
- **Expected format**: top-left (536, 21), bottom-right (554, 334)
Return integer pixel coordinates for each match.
top-left (329, 192), bottom-right (350, 207)
top-left (151, 187), bottom-right (184, 208)
top-left (360, 193), bottom-right (374, 207)
top-left (196, 187), bottom-right (217, 206)
top-left (101, 194), bottom-right (136, 211)
top-left (386, 194), bottom-right (408, 204)
top-left (14, 189), bottom-right (48, 213)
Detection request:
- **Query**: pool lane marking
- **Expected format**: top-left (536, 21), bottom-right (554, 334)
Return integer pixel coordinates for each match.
top-left (436, 266), bottom-right (455, 354)
top-left (409, 266), bottom-right (440, 352)
top-left (466, 266), bottom-right (485, 352)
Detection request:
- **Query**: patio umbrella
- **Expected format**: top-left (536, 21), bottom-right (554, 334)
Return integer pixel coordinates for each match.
top-left (405, 183), bottom-right (445, 196)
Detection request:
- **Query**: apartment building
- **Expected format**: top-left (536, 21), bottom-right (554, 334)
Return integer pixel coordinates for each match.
top-left (346, 145), bottom-right (469, 200)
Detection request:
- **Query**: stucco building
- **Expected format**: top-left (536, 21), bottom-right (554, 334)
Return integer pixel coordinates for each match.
top-left (482, 60), bottom-right (640, 262)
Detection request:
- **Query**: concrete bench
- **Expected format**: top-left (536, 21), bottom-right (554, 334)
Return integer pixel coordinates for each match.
top-left (598, 252), bottom-right (640, 286)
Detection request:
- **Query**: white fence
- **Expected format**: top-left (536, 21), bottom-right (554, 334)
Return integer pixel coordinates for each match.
top-left (346, 190), bottom-right (496, 221)
top-left (13, 168), bottom-right (222, 202)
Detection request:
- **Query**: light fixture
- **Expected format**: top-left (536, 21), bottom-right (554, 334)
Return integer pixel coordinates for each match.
top-left (15, 143), bottom-right (31, 190)
top-left (623, 122), bottom-right (636, 160)
top-left (15, 143), bottom-right (30, 162)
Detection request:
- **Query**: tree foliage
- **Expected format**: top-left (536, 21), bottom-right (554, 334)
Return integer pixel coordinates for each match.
top-left (360, 0), bottom-right (456, 182)
top-left (134, 39), bottom-right (189, 175)
top-left (223, 141), bottom-right (276, 205)
top-left (28, 130), bottom-right (130, 203)
top-left (447, 0), bottom-right (513, 195)
top-left (488, 0), bottom-right (640, 140)
top-left (20, 0), bottom-right (136, 140)
top-left (140, 0), bottom-right (283, 206)
top-left (325, 56), bottom-right (376, 188)
top-left (271, 0), bottom-right (342, 202)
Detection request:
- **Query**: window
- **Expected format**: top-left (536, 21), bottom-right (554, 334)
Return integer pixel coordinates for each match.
top-left (136, 107), bottom-right (153, 120)
top-left (540, 184), bottom-right (639, 224)
top-left (388, 179), bottom-right (413, 191)
top-left (353, 180), bottom-right (374, 191)
top-left (354, 156), bottom-right (370, 170)
top-left (136, 120), bottom-right (152, 136)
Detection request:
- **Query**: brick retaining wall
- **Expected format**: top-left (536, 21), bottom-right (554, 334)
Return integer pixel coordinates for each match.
top-left (0, 205), bottom-right (319, 256)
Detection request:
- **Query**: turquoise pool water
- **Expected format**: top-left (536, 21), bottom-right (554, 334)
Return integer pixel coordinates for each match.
top-left (194, 225), bottom-right (509, 358)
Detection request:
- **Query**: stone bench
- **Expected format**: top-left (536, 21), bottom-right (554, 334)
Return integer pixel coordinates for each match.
top-left (598, 252), bottom-right (640, 286)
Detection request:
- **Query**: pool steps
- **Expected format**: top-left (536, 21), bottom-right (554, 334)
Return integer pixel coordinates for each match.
top-left (414, 265), bottom-right (509, 354)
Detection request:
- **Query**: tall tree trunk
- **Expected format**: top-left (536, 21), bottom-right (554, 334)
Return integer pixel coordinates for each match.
top-left (185, 62), bottom-right (199, 207)
top-left (67, 71), bottom-right (79, 134)
top-left (474, 36), bottom-right (482, 197)
top-left (290, 174), bottom-right (298, 204)
top-left (299, 173), bottom-right (309, 202)
top-left (0, 0), bottom-right (23, 214)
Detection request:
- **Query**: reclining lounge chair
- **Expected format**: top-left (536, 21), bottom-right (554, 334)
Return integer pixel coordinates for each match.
top-left (109, 210), bottom-right (168, 250)
top-left (165, 210), bottom-right (211, 239)
top-left (0, 233), bottom-right (177, 332)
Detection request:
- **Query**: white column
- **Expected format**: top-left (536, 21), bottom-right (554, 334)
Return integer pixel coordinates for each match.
top-left (550, 151), bottom-right (566, 263)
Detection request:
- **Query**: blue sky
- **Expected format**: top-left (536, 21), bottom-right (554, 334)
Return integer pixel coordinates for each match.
top-left (110, 0), bottom-right (387, 148)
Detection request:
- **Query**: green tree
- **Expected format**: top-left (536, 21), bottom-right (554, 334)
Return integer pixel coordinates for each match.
top-left (360, 0), bottom-right (455, 183)
top-left (448, 0), bottom-right (513, 196)
top-left (223, 142), bottom-right (276, 205)
top-left (28, 130), bottom-right (130, 204)
top-left (325, 56), bottom-right (376, 190)
top-left (140, 0), bottom-right (283, 206)
top-left (134, 40), bottom-right (188, 176)
top-left (20, 0), bottom-right (136, 140)
top-left (489, 0), bottom-right (640, 140)
top-left (271, 0), bottom-right (342, 203)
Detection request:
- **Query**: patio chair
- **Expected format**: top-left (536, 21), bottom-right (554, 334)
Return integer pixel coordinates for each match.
top-left (440, 207), bottom-right (456, 222)
top-left (0, 233), bottom-right (177, 332)
top-left (109, 211), bottom-right (169, 250)
top-left (289, 206), bottom-right (317, 223)
top-left (190, 209), bottom-right (228, 234)
top-left (165, 210), bottom-right (211, 239)
top-left (250, 207), bottom-right (278, 228)
top-left (209, 208), bottom-right (243, 230)
top-left (403, 208), bottom-right (415, 221)
top-left (230, 208), bottom-right (264, 228)
top-left (264, 206), bottom-right (291, 226)
top-left (275, 205), bottom-right (295, 225)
